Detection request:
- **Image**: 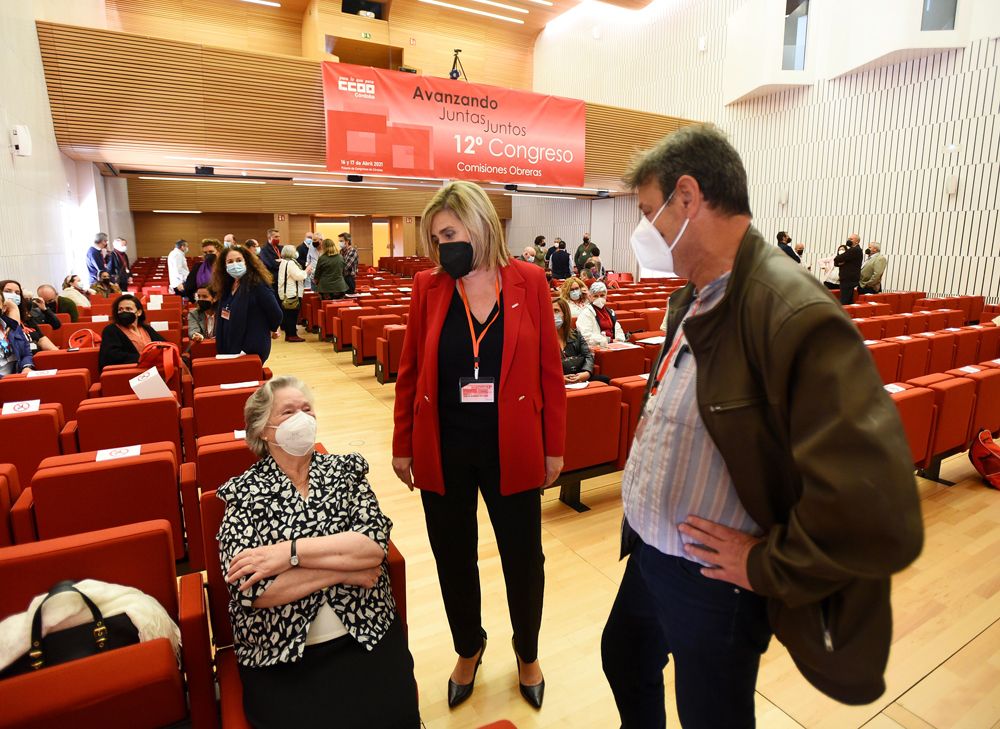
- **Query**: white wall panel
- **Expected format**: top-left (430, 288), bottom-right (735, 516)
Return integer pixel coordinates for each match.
top-left (534, 0), bottom-right (1000, 302)
top-left (506, 195), bottom-right (593, 258)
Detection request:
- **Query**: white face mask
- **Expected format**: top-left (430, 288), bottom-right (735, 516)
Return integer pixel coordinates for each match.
top-left (569, 289), bottom-right (582, 301)
top-left (267, 410), bottom-right (316, 457)
top-left (630, 191), bottom-right (688, 273)
top-left (525, 255), bottom-right (534, 262)
top-left (592, 297), bottom-right (605, 309)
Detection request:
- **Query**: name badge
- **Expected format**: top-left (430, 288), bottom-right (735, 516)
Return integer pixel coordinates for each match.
top-left (459, 377), bottom-right (495, 404)
top-left (221, 308), bottom-right (231, 320)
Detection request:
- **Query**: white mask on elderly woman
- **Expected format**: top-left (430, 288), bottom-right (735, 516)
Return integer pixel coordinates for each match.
top-left (592, 297), bottom-right (606, 309)
top-left (267, 411), bottom-right (317, 457)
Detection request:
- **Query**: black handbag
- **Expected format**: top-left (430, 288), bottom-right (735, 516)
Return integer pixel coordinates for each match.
top-left (0, 580), bottom-right (140, 679)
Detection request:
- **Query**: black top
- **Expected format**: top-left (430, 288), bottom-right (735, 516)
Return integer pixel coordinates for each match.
top-left (551, 249), bottom-right (572, 279)
top-left (437, 287), bottom-right (504, 435)
top-left (834, 245), bottom-right (863, 286)
top-left (97, 322), bottom-right (165, 371)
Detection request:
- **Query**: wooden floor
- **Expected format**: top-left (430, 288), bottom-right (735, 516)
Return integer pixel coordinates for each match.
top-left (265, 334), bottom-right (1000, 729)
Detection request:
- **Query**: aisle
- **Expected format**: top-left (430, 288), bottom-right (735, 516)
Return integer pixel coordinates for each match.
top-left (264, 335), bottom-right (1000, 729)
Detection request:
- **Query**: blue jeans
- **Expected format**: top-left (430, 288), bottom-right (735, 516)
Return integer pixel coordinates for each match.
top-left (602, 540), bottom-right (771, 729)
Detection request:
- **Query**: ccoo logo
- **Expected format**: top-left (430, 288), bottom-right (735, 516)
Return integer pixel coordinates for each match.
top-left (338, 77), bottom-right (376, 97)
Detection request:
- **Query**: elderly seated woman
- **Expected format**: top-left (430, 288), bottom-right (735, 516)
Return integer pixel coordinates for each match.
top-left (575, 281), bottom-right (627, 348)
top-left (217, 376), bottom-right (419, 729)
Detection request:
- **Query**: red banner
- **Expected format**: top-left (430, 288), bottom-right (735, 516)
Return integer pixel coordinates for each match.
top-left (322, 62), bottom-right (586, 187)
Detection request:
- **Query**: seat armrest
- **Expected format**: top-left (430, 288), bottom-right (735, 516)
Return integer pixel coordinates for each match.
top-left (59, 420), bottom-right (79, 453)
top-left (180, 407), bottom-right (196, 464)
top-left (262, 367), bottom-right (273, 381)
top-left (177, 573), bottom-right (219, 729)
top-left (616, 402), bottom-right (630, 470)
top-left (88, 382), bottom-right (102, 398)
top-left (181, 373), bottom-right (194, 408)
top-left (179, 460), bottom-right (204, 571)
top-left (10, 488), bottom-right (37, 543)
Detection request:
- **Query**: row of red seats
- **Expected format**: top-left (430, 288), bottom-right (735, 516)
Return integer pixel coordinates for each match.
top-left (862, 325), bottom-right (999, 384)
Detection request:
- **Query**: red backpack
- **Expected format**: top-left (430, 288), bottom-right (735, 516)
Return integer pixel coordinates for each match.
top-left (969, 429), bottom-right (1000, 490)
top-left (137, 341), bottom-right (182, 388)
top-left (67, 329), bottom-right (102, 349)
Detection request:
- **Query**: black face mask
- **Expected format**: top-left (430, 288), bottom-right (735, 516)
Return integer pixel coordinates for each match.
top-left (203, 253), bottom-right (217, 266)
top-left (116, 311), bottom-right (137, 326)
top-left (197, 300), bottom-right (213, 312)
top-left (438, 242), bottom-right (474, 280)
top-left (583, 238), bottom-right (590, 245)
top-left (44, 299), bottom-right (56, 309)
top-left (865, 248), bottom-right (872, 256)
top-left (100, 279), bottom-right (111, 286)
top-left (845, 239), bottom-right (853, 246)
top-left (312, 241), bottom-right (321, 248)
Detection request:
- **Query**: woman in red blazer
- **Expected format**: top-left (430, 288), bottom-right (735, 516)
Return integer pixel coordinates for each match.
top-left (392, 181), bottom-right (566, 710)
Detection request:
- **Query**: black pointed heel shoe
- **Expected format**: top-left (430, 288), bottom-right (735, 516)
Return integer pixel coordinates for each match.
top-left (447, 629), bottom-right (487, 709)
top-left (513, 638), bottom-right (545, 709)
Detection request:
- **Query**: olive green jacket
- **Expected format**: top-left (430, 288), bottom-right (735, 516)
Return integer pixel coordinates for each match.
top-left (313, 253), bottom-right (347, 294)
top-left (626, 225), bottom-right (922, 704)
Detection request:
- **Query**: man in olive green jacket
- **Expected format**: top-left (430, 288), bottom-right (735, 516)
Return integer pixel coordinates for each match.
top-left (859, 241), bottom-right (888, 294)
top-left (601, 125), bottom-right (922, 728)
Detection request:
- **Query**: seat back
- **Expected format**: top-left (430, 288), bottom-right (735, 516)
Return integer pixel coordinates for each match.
top-left (887, 336), bottom-right (930, 381)
top-left (951, 328), bottom-right (981, 367)
top-left (854, 319), bottom-right (883, 340)
top-left (906, 374), bottom-right (976, 458)
top-left (971, 325), bottom-right (1000, 360)
top-left (0, 369), bottom-right (90, 419)
top-left (74, 395), bottom-right (182, 454)
top-left (0, 404), bottom-right (63, 488)
top-left (0, 463), bottom-right (18, 547)
top-left (887, 386), bottom-right (936, 466)
top-left (946, 366), bottom-right (1000, 439)
top-left (192, 355), bottom-right (263, 389)
top-left (359, 315), bottom-right (403, 357)
top-left (30, 443), bottom-right (184, 555)
top-left (900, 312), bottom-right (929, 334)
top-left (865, 341), bottom-right (901, 384)
top-left (193, 385), bottom-right (259, 438)
top-left (562, 384), bottom-right (623, 472)
top-left (336, 306), bottom-right (377, 348)
top-left (878, 316), bottom-right (907, 338)
top-left (195, 434), bottom-right (259, 491)
top-left (916, 331), bottom-right (957, 373)
top-left (33, 347), bottom-right (101, 382)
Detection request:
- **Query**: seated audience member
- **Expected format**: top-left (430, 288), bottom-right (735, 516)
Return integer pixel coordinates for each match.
top-left (559, 276), bottom-right (591, 320)
top-left (214, 244), bottom-right (282, 363)
top-left (183, 238), bottom-right (220, 300)
top-left (546, 271), bottom-right (559, 291)
top-left (218, 377), bottom-right (420, 729)
top-left (550, 240), bottom-right (572, 280)
top-left (36, 284), bottom-right (78, 322)
top-left (0, 280), bottom-right (57, 352)
top-left (223, 233), bottom-right (236, 248)
top-left (581, 259), bottom-right (602, 282)
top-left (859, 241), bottom-right (887, 294)
top-left (577, 282), bottom-right (627, 347)
top-left (188, 286), bottom-right (218, 342)
top-left (518, 246), bottom-right (537, 264)
top-left (553, 298), bottom-right (602, 384)
top-left (0, 294), bottom-right (36, 374)
top-left (313, 238), bottom-right (348, 301)
top-left (61, 274), bottom-right (92, 308)
top-left (98, 294), bottom-right (165, 370)
top-left (91, 271), bottom-right (122, 299)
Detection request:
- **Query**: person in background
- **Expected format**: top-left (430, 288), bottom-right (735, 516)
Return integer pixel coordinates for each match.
top-left (86, 232), bottom-right (118, 286)
top-left (112, 238), bottom-right (131, 291)
top-left (777, 231), bottom-right (800, 263)
top-left (0, 294), bottom-right (35, 375)
top-left (314, 239), bottom-right (348, 300)
top-left (550, 240), bottom-right (572, 280)
top-left (223, 233), bottom-right (236, 248)
top-left (794, 241), bottom-right (811, 272)
top-left (339, 233), bottom-right (359, 295)
top-left (218, 377), bottom-right (420, 728)
top-left (36, 284), bottom-right (78, 323)
top-left (574, 234), bottom-right (600, 273)
top-left (518, 246), bottom-right (537, 264)
top-left (859, 241), bottom-right (887, 294)
top-left (91, 271), bottom-right (121, 299)
top-left (581, 259), bottom-right (600, 283)
top-left (0, 280), bottom-right (57, 352)
top-left (392, 180), bottom-right (565, 710)
top-left (553, 297), bottom-right (595, 385)
top-left (245, 239), bottom-right (261, 257)
top-left (278, 244), bottom-right (308, 343)
top-left (259, 228), bottom-right (283, 287)
top-left (544, 237), bottom-right (558, 269)
top-left (559, 276), bottom-right (591, 320)
top-left (305, 233), bottom-right (322, 290)
top-left (545, 271), bottom-right (559, 291)
top-left (601, 124), bottom-right (921, 728)
top-left (820, 245), bottom-right (843, 290)
top-left (576, 281), bottom-right (627, 347)
top-left (834, 234), bottom-right (862, 304)
top-left (183, 239), bottom-right (221, 301)
top-left (61, 274), bottom-right (91, 309)
top-left (296, 232), bottom-right (314, 269)
top-left (213, 244), bottom-right (283, 364)
top-left (167, 239), bottom-right (189, 297)
top-left (97, 294), bottom-right (165, 371)
top-left (188, 286), bottom-right (218, 342)
top-left (532, 236), bottom-right (546, 268)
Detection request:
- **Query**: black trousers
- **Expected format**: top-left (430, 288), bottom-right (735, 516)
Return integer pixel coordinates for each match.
top-left (345, 273), bottom-right (356, 295)
top-left (602, 541), bottom-right (771, 729)
top-left (839, 284), bottom-right (857, 305)
top-left (238, 618), bottom-right (419, 729)
top-left (823, 281), bottom-right (839, 290)
top-left (421, 428), bottom-right (545, 662)
top-left (280, 303), bottom-right (300, 337)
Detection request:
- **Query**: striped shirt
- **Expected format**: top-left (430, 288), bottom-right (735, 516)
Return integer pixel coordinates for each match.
top-left (621, 272), bottom-right (761, 563)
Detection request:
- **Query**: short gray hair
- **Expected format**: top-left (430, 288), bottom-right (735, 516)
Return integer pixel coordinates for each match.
top-left (244, 376), bottom-right (314, 457)
top-left (869, 241), bottom-right (880, 252)
top-left (280, 245), bottom-right (298, 260)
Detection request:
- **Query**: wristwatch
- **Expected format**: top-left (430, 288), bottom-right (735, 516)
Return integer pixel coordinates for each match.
top-left (289, 538), bottom-right (299, 567)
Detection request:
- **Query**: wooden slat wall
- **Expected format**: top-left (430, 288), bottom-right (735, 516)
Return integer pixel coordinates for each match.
top-left (132, 212), bottom-right (276, 258)
top-left (38, 21), bottom-right (696, 191)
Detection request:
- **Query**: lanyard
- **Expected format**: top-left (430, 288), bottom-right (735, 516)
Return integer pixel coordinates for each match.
top-left (649, 300), bottom-right (702, 397)
top-left (456, 276), bottom-right (501, 380)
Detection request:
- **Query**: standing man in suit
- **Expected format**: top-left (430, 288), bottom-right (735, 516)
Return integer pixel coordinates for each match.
top-left (86, 232), bottom-right (118, 286)
top-left (777, 231), bottom-right (800, 263)
top-left (833, 233), bottom-right (862, 304)
top-left (111, 238), bottom-right (132, 291)
top-left (859, 241), bottom-right (887, 294)
top-left (258, 228), bottom-right (283, 290)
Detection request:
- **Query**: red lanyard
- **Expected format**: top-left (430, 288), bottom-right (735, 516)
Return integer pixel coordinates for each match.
top-left (649, 300), bottom-right (702, 397)
top-left (456, 276), bottom-right (501, 380)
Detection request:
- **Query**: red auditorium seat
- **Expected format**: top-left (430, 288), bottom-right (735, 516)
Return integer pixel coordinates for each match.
top-left (854, 318), bottom-right (884, 340)
top-left (352, 314), bottom-right (403, 365)
top-left (375, 325), bottom-right (407, 384)
top-left (194, 433), bottom-right (259, 491)
top-left (946, 365), bottom-right (1000, 439)
top-left (899, 312), bottom-right (930, 334)
top-left (593, 344), bottom-right (648, 379)
top-left (884, 385), bottom-right (936, 467)
top-left (940, 309), bottom-right (966, 328)
top-left (947, 327), bottom-right (981, 367)
top-left (633, 308), bottom-right (667, 331)
top-left (0, 368), bottom-right (94, 418)
top-left (10, 441), bottom-right (200, 569)
top-left (0, 463), bottom-right (18, 547)
top-left (906, 374), bottom-right (976, 469)
top-left (199, 490), bottom-right (406, 729)
top-left (0, 521), bottom-right (216, 729)
top-left (969, 324), bottom-right (1000, 360)
top-left (332, 306), bottom-right (376, 351)
top-left (64, 395), bottom-right (191, 462)
top-left (188, 338), bottom-right (218, 360)
top-left (616, 317), bottom-right (647, 335)
top-left (865, 341), bottom-right (901, 384)
top-left (191, 354), bottom-right (266, 389)
top-left (885, 336), bottom-right (930, 381)
top-left (99, 364), bottom-right (188, 402)
top-left (32, 347), bottom-right (101, 382)
top-left (183, 384), bottom-right (260, 453)
top-left (562, 383), bottom-right (625, 473)
top-left (0, 403), bottom-right (64, 488)
top-left (924, 311), bottom-right (949, 331)
top-left (609, 374), bottom-right (649, 458)
top-left (319, 299), bottom-right (356, 339)
top-left (876, 316), bottom-right (906, 338)
top-left (915, 331), bottom-right (957, 373)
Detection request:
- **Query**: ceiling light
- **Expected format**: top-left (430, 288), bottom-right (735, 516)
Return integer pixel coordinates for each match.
top-left (153, 210), bottom-right (202, 214)
top-left (293, 183), bottom-right (399, 190)
top-left (239, 0), bottom-right (281, 7)
top-left (138, 176), bottom-right (266, 184)
top-left (505, 193), bottom-right (578, 200)
top-left (520, 0), bottom-right (553, 5)
top-left (416, 0), bottom-right (524, 24)
top-left (295, 178), bottom-right (437, 188)
top-left (164, 155), bottom-right (323, 168)
top-left (466, 0), bottom-right (528, 14)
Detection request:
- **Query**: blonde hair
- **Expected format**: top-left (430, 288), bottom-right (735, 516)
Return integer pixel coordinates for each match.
top-left (420, 181), bottom-right (510, 272)
top-left (244, 376), bottom-right (314, 457)
top-left (559, 276), bottom-right (589, 303)
top-left (322, 238), bottom-right (339, 255)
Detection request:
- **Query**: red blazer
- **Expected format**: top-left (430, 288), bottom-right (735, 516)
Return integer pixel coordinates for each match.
top-left (393, 260), bottom-right (567, 496)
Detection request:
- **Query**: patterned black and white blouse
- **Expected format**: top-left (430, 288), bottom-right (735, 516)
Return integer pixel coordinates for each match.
top-left (217, 452), bottom-right (396, 667)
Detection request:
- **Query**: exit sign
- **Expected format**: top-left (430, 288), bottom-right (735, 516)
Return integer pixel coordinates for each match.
top-left (361, 32), bottom-right (372, 39)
